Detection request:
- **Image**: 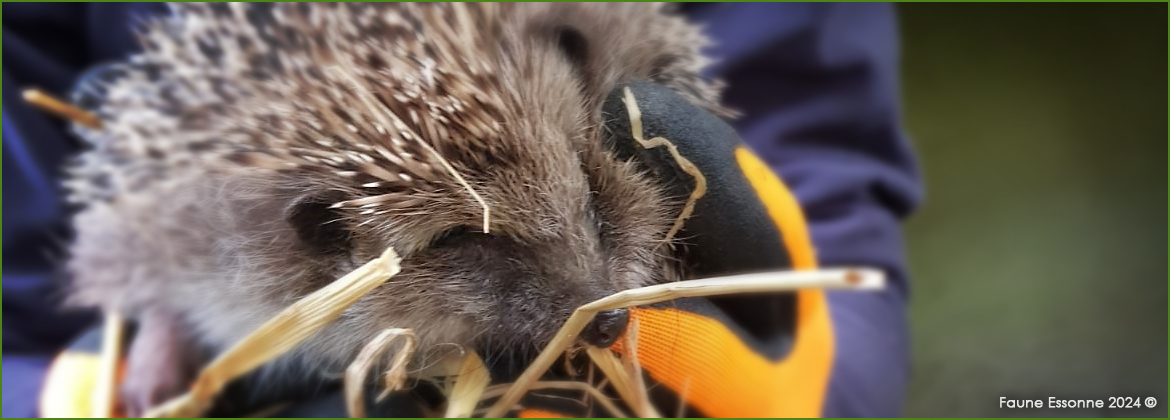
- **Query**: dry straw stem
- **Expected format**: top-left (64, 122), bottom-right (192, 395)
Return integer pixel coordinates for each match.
top-left (620, 87), bottom-right (707, 247)
top-left (22, 89), bottom-right (103, 129)
top-left (93, 311), bottom-right (125, 418)
top-left (580, 320), bottom-right (659, 418)
top-left (483, 267), bottom-right (885, 417)
top-left (585, 339), bottom-right (660, 418)
top-left (443, 352), bottom-right (491, 418)
top-left (345, 328), bottom-right (417, 418)
top-left (145, 247), bottom-right (403, 418)
top-left (583, 347), bottom-right (637, 414)
top-left (618, 320), bottom-right (657, 418)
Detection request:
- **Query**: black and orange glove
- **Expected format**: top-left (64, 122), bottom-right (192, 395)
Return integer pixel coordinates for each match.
top-left (501, 81), bottom-right (838, 418)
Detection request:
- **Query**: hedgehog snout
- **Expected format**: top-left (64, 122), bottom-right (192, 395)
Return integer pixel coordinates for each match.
top-left (581, 308), bottom-right (630, 348)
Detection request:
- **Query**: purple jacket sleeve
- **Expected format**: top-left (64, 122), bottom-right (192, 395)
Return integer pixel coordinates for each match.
top-left (3, 4), bottom-right (168, 417)
top-left (683, 3), bottom-right (923, 417)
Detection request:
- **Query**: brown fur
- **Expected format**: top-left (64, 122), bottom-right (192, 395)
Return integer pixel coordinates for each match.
top-left (65, 2), bottom-right (724, 410)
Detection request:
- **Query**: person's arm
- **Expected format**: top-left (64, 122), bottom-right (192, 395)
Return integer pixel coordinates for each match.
top-left (3, 4), bottom-right (168, 417)
top-left (683, 3), bottom-right (923, 416)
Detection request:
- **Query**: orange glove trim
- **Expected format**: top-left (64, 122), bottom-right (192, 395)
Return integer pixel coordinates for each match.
top-left (734, 147), bottom-right (818, 270)
top-left (612, 148), bottom-right (833, 417)
top-left (518, 408), bottom-right (571, 418)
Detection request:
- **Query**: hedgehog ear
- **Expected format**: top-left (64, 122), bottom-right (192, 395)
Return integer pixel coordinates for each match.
top-left (287, 195), bottom-right (351, 255)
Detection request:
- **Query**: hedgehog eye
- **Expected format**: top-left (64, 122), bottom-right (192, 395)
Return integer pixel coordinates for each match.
top-left (431, 225), bottom-right (477, 249)
top-left (288, 197), bottom-right (351, 255)
top-left (555, 26), bottom-right (589, 74)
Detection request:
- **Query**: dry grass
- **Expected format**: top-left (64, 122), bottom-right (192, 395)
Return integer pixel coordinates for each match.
top-left (93, 311), bottom-right (125, 418)
top-left (133, 257), bottom-right (879, 417)
top-left (345, 328), bottom-right (416, 418)
top-left (619, 86), bottom-right (707, 247)
top-left (105, 240), bottom-right (883, 418)
top-left (442, 352), bottom-right (491, 418)
top-left (481, 268), bottom-right (884, 417)
top-left (144, 247), bottom-right (402, 417)
top-left (22, 89), bottom-right (103, 129)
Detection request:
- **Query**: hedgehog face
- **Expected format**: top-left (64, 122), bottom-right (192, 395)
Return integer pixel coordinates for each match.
top-left (203, 3), bottom-right (712, 368)
top-left (263, 63), bottom-right (682, 369)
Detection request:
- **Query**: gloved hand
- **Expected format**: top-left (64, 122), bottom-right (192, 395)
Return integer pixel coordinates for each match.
top-left (501, 81), bottom-right (836, 418)
top-left (38, 81), bottom-right (838, 418)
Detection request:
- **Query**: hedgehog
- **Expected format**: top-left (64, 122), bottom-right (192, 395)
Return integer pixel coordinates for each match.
top-left (63, 3), bottom-right (727, 415)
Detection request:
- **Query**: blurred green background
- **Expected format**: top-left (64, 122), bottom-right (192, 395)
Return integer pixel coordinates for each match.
top-left (897, 3), bottom-right (1166, 417)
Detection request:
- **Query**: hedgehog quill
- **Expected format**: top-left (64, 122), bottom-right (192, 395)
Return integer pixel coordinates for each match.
top-left (62, 3), bottom-right (728, 416)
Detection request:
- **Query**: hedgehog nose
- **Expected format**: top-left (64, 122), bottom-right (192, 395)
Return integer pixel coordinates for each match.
top-left (582, 308), bottom-right (630, 348)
